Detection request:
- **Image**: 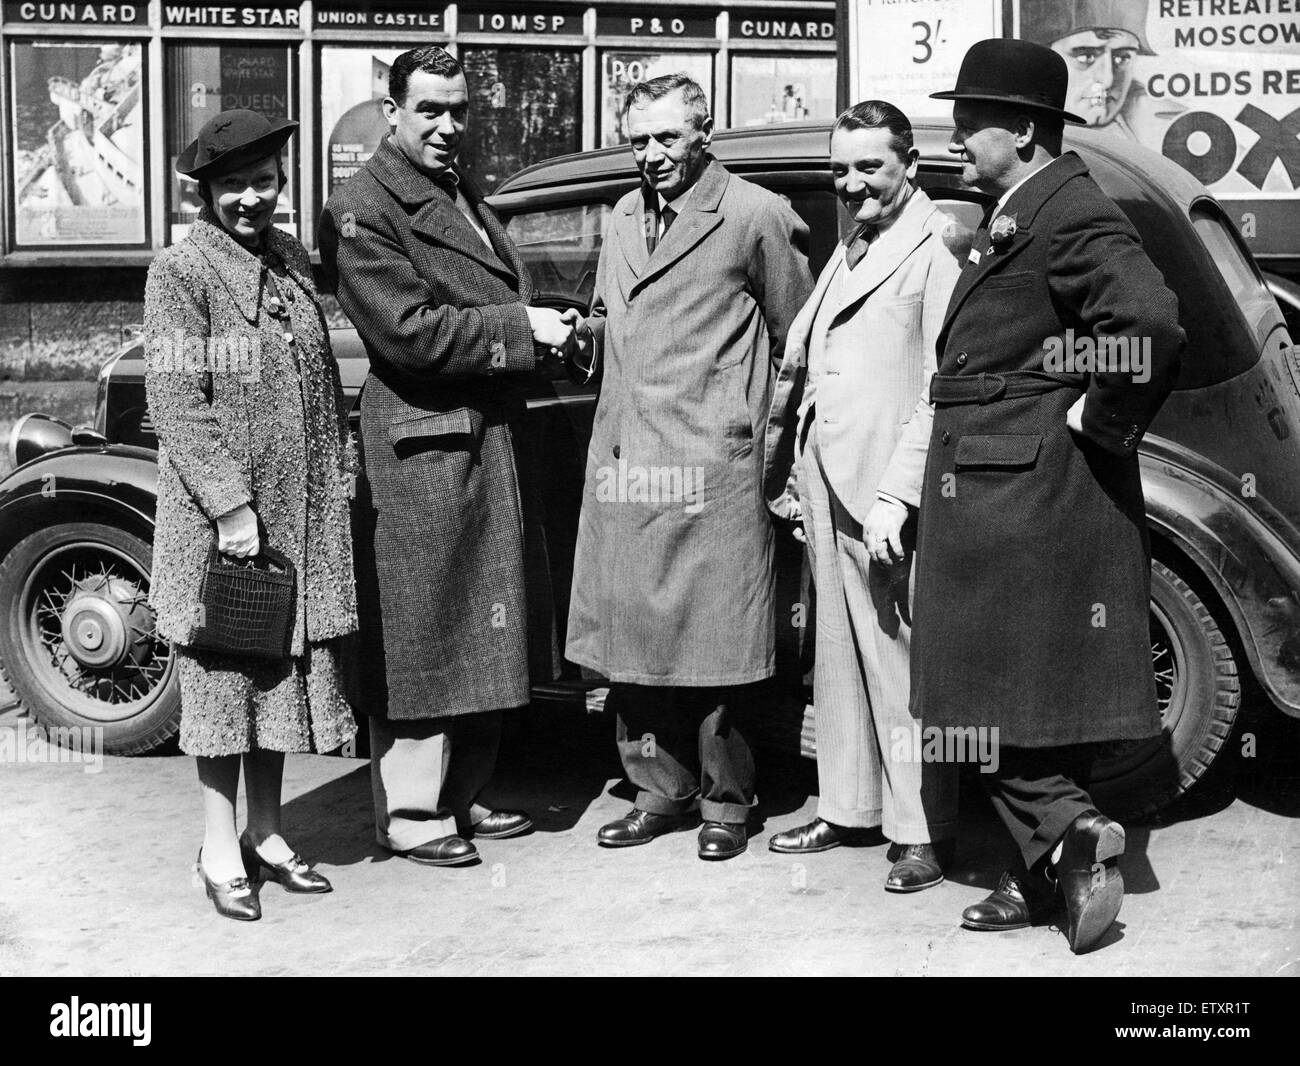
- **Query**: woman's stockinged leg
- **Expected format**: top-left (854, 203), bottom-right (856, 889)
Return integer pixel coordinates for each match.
top-left (242, 749), bottom-right (294, 863)
top-left (197, 754), bottom-right (244, 882)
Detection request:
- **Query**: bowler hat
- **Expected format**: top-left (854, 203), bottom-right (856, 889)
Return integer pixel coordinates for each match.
top-left (930, 39), bottom-right (1087, 125)
top-left (177, 109), bottom-right (298, 181)
top-left (1020, 0), bottom-right (1156, 56)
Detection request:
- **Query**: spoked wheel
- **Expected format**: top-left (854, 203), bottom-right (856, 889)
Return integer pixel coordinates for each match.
top-left (0, 523), bottom-right (179, 754)
top-left (1089, 559), bottom-right (1241, 819)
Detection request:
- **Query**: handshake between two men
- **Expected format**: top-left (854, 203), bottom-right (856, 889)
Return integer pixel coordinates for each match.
top-left (525, 305), bottom-right (591, 367)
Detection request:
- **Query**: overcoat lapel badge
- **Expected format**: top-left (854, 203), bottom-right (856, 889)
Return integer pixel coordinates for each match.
top-left (988, 213), bottom-right (1018, 253)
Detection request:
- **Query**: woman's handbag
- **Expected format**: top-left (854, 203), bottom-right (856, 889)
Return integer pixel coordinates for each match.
top-left (191, 541), bottom-right (296, 661)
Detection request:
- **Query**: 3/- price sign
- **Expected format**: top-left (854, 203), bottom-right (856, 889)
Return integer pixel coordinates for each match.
top-left (846, 0), bottom-right (1002, 118)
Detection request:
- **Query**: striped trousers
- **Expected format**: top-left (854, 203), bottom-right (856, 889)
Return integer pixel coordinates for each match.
top-left (800, 422), bottom-right (958, 843)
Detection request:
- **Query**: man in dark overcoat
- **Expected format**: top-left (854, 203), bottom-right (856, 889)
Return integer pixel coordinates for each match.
top-left (319, 46), bottom-right (575, 866)
top-left (566, 74), bottom-right (812, 860)
top-left (915, 39), bottom-right (1184, 951)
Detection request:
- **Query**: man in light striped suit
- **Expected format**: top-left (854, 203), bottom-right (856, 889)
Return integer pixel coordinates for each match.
top-left (762, 101), bottom-right (966, 891)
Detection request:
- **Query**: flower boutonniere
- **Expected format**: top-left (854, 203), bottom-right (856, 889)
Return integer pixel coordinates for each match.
top-left (988, 213), bottom-right (1018, 252)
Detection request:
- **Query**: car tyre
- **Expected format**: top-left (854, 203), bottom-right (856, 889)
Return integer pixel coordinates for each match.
top-left (0, 522), bottom-right (179, 755)
top-left (1089, 558), bottom-right (1241, 819)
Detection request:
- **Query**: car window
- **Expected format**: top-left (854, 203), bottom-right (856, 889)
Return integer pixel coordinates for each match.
top-left (1271, 283), bottom-right (1300, 338)
top-left (773, 187), bottom-right (839, 279)
top-left (507, 203), bottom-right (612, 309)
top-left (1190, 200), bottom-right (1280, 354)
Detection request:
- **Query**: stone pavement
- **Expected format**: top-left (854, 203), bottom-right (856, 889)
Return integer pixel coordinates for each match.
top-left (0, 702), bottom-right (1296, 977)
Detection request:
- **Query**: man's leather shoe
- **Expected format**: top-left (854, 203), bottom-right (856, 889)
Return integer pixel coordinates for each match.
top-left (768, 818), bottom-right (883, 854)
top-left (464, 809), bottom-right (534, 840)
top-left (1053, 810), bottom-right (1126, 954)
top-left (961, 870), bottom-right (1056, 931)
top-left (385, 835), bottom-right (479, 866)
top-left (885, 841), bottom-right (953, 893)
top-left (698, 821), bottom-right (747, 860)
top-left (597, 808), bottom-right (695, 847)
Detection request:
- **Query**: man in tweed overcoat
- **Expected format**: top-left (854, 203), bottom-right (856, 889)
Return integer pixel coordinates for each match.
top-left (918, 40), bottom-right (1183, 951)
top-left (319, 46), bottom-right (574, 867)
top-left (566, 74), bottom-right (812, 861)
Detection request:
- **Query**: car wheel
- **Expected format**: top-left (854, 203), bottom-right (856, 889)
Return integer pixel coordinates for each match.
top-left (1089, 559), bottom-right (1241, 819)
top-left (0, 523), bottom-right (179, 755)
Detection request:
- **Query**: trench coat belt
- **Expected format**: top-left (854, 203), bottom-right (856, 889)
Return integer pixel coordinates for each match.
top-left (929, 370), bottom-right (1088, 406)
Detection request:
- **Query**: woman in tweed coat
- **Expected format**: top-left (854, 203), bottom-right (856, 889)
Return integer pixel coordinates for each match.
top-left (144, 111), bottom-right (357, 921)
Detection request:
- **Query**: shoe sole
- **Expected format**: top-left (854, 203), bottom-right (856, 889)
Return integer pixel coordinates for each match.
top-left (1067, 821), bottom-right (1127, 954)
top-left (961, 917), bottom-right (1031, 932)
top-left (768, 840), bottom-right (840, 854)
top-left (699, 844), bottom-right (747, 861)
top-left (884, 873), bottom-right (944, 894)
top-left (401, 853), bottom-right (480, 866)
top-left (381, 846), bottom-right (479, 867)
top-left (469, 822), bottom-right (535, 841)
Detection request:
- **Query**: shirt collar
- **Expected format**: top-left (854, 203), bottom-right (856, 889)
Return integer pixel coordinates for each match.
top-left (657, 181), bottom-right (696, 214)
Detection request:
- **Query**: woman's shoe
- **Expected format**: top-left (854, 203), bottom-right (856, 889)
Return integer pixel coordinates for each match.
top-left (239, 832), bottom-right (332, 894)
top-left (196, 847), bottom-right (261, 921)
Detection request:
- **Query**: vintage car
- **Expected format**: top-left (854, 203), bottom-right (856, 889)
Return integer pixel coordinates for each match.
top-left (2, 122), bottom-right (1297, 819)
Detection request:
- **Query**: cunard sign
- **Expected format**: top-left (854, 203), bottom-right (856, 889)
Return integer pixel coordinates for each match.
top-left (2, 2), bottom-right (147, 22)
top-left (731, 10), bottom-right (836, 40)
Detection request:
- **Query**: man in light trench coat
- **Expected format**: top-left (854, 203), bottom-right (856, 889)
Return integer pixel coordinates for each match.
top-left (320, 46), bottom-right (575, 867)
top-left (566, 73), bottom-right (813, 861)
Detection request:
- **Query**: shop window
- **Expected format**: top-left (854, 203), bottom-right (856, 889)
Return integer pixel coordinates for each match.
top-left (318, 46), bottom-right (409, 211)
top-left (459, 47), bottom-right (582, 190)
top-left (165, 43), bottom-right (297, 243)
top-left (729, 54), bottom-right (836, 128)
top-left (7, 39), bottom-right (147, 248)
top-left (600, 51), bottom-right (713, 146)
top-left (505, 202), bottom-right (612, 309)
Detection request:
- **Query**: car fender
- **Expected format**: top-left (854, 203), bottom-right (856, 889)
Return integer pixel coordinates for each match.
top-left (0, 446), bottom-right (158, 555)
top-left (1140, 436), bottom-right (1300, 718)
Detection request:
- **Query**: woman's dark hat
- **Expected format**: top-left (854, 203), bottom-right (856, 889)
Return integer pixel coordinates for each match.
top-left (177, 109), bottom-right (298, 180)
top-left (930, 39), bottom-right (1087, 125)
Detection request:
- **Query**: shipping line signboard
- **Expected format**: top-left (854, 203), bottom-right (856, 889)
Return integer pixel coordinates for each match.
top-left (7, 37), bottom-right (148, 247)
top-left (843, 0), bottom-right (1300, 258)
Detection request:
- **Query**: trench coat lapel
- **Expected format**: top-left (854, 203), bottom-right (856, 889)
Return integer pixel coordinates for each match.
top-left (616, 192), bottom-right (649, 278)
top-left (628, 158), bottom-right (728, 297)
top-left (832, 190), bottom-right (935, 321)
top-left (938, 153), bottom-right (1088, 341)
top-left (369, 136), bottom-right (519, 285)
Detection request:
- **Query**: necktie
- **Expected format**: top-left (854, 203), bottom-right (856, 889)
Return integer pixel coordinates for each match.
top-left (844, 224), bottom-right (875, 270)
top-left (432, 167), bottom-right (460, 195)
top-left (646, 203), bottom-right (677, 255)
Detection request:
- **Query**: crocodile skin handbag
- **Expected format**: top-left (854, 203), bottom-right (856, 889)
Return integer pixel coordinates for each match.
top-left (191, 541), bottom-right (296, 661)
